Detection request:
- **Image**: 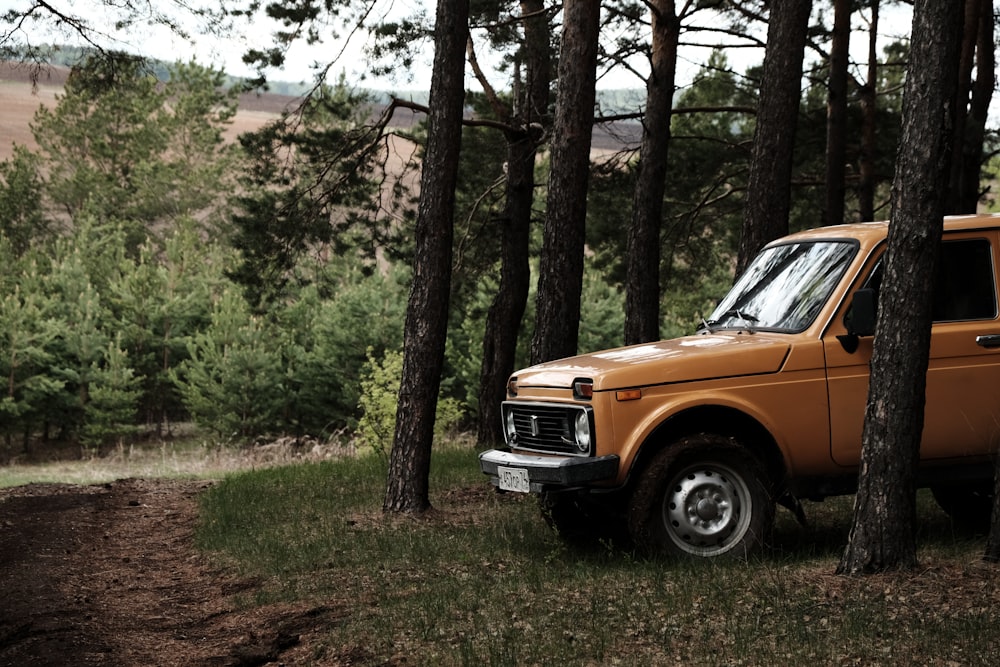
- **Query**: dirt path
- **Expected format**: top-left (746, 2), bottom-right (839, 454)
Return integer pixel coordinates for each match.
top-left (0, 478), bottom-right (344, 666)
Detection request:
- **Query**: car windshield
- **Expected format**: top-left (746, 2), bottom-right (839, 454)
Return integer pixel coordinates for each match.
top-left (704, 240), bottom-right (857, 332)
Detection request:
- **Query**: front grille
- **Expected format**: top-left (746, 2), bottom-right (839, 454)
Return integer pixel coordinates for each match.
top-left (502, 401), bottom-right (593, 456)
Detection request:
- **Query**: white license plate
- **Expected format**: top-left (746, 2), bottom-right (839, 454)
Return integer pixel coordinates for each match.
top-left (497, 466), bottom-right (530, 493)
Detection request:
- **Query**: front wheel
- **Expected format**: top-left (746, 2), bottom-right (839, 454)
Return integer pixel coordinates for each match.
top-left (628, 435), bottom-right (773, 559)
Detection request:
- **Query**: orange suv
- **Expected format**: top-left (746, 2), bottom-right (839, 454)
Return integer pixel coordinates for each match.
top-left (479, 214), bottom-right (1000, 558)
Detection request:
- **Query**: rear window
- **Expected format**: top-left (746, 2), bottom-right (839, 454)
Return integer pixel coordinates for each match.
top-left (862, 238), bottom-right (997, 322)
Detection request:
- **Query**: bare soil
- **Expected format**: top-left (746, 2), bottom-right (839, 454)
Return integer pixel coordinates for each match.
top-left (0, 478), bottom-right (347, 667)
top-left (0, 62), bottom-right (295, 162)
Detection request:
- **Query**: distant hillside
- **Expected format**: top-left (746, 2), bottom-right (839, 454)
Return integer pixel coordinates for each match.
top-left (0, 60), bottom-right (640, 164)
top-left (0, 62), bottom-right (283, 161)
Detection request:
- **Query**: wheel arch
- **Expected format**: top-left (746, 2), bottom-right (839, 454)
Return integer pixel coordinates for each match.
top-left (624, 405), bottom-right (787, 495)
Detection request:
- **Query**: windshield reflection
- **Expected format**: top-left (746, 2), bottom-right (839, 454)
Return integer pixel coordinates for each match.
top-left (705, 241), bottom-right (857, 332)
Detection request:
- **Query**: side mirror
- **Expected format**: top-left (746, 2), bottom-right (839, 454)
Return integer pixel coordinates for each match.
top-left (847, 288), bottom-right (877, 337)
top-left (838, 288), bottom-right (877, 354)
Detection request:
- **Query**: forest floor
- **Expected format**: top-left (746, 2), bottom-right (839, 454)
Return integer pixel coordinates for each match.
top-left (0, 434), bottom-right (370, 667)
top-left (3, 457), bottom-right (1000, 665)
top-left (0, 476), bottom-right (353, 666)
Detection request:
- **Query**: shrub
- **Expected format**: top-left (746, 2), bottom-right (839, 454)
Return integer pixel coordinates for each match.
top-left (356, 348), bottom-right (465, 458)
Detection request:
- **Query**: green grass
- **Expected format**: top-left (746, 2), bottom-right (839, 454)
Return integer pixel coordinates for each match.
top-left (195, 446), bottom-right (1000, 666)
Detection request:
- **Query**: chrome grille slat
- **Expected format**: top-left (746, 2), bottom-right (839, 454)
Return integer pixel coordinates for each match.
top-left (502, 402), bottom-right (593, 456)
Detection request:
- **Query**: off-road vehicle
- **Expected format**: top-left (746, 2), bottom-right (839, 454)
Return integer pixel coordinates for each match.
top-left (480, 214), bottom-right (1000, 557)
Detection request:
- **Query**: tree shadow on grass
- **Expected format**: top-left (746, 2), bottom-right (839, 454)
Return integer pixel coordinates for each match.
top-left (766, 491), bottom-right (990, 563)
top-left (535, 490), bottom-right (992, 566)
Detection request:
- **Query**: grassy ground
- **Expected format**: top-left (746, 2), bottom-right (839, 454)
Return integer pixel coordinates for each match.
top-left (192, 444), bottom-right (1000, 666)
top-left (4, 438), bottom-right (998, 665)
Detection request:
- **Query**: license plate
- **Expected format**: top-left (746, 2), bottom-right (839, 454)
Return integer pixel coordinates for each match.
top-left (497, 466), bottom-right (530, 493)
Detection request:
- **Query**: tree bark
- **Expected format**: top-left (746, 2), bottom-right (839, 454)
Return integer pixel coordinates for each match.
top-left (476, 0), bottom-right (550, 448)
top-left (858, 0), bottom-right (879, 222)
top-left (824, 0), bottom-right (850, 226)
top-left (530, 0), bottom-right (600, 364)
top-left (383, 0), bottom-right (471, 514)
top-left (953, 0), bottom-right (994, 214)
top-left (837, 0), bottom-right (963, 575)
top-left (986, 460), bottom-right (1000, 562)
top-left (735, 0), bottom-right (812, 276)
top-left (945, 0), bottom-right (979, 214)
top-left (624, 0), bottom-right (680, 346)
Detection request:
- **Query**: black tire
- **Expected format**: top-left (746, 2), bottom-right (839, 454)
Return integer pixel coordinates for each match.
top-left (931, 481), bottom-right (995, 529)
top-left (628, 434), bottom-right (774, 559)
top-left (539, 491), bottom-right (625, 545)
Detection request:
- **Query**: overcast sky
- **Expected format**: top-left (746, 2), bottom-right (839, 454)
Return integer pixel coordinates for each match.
top-left (14, 1), bottom-right (921, 90)
top-left (138, 2), bottom-right (916, 95)
top-left (15, 0), bottom-right (970, 113)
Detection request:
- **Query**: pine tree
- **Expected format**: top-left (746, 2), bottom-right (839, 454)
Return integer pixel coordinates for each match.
top-left (80, 335), bottom-right (141, 454)
top-left (30, 55), bottom-right (238, 251)
top-left (0, 147), bottom-right (47, 256)
top-left (172, 289), bottom-right (285, 439)
top-left (0, 283), bottom-right (60, 453)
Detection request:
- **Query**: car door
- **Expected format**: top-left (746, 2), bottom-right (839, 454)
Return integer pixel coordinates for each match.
top-left (824, 231), bottom-right (1000, 466)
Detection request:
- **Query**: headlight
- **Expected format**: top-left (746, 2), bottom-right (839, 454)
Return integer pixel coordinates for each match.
top-left (573, 410), bottom-right (591, 453)
top-left (504, 409), bottom-right (517, 443)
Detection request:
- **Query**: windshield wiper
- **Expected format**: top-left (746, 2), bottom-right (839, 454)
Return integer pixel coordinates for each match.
top-left (697, 309), bottom-right (759, 333)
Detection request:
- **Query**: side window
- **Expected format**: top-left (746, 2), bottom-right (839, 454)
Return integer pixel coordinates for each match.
top-left (854, 238), bottom-right (997, 325)
top-left (933, 239), bottom-right (996, 321)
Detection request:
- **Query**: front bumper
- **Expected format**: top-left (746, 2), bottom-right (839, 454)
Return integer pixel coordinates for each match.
top-left (479, 449), bottom-right (619, 492)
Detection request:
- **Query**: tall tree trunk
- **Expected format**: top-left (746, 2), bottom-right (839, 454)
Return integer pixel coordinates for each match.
top-left (476, 132), bottom-right (534, 447)
top-left (837, 0), bottom-right (963, 575)
top-left (735, 0), bottom-right (812, 276)
top-left (476, 0), bottom-right (551, 448)
top-left (530, 0), bottom-right (600, 364)
top-left (624, 0), bottom-right (680, 346)
top-left (383, 0), bottom-right (471, 514)
top-left (979, 1), bottom-right (1000, 562)
top-left (858, 0), bottom-right (879, 222)
top-left (986, 460), bottom-right (1000, 562)
top-left (824, 0), bottom-right (850, 226)
top-left (956, 0), bottom-right (994, 213)
top-left (945, 0), bottom-right (980, 214)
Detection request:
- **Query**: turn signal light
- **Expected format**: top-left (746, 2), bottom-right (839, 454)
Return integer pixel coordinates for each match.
top-left (616, 389), bottom-right (642, 401)
top-left (573, 379), bottom-right (594, 400)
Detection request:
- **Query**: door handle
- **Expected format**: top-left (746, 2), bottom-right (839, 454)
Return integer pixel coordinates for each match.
top-left (975, 334), bottom-right (1000, 348)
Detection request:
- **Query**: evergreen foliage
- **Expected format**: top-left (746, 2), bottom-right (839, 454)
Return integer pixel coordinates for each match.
top-left (173, 288), bottom-right (285, 440)
top-left (0, 281), bottom-right (61, 451)
top-left (1, 57), bottom-right (411, 454)
top-left (80, 334), bottom-right (142, 453)
top-left (588, 51), bottom-right (756, 335)
top-left (28, 53), bottom-right (238, 252)
top-left (227, 81), bottom-right (385, 309)
top-left (796, 42), bottom-right (905, 224)
top-left (105, 224), bottom-right (218, 432)
top-left (0, 146), bottom-right (46, 256)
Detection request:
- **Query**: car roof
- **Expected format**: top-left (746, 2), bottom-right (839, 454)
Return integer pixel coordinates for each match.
top-left (773, 213), bottom-right (1000, 248)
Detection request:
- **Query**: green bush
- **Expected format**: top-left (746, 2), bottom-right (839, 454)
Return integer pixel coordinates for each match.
top-left (356, 348), bottom-right (465, 458)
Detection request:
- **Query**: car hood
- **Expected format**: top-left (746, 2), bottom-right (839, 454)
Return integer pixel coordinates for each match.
top-left (513, 333), bottom-right (792, 392)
